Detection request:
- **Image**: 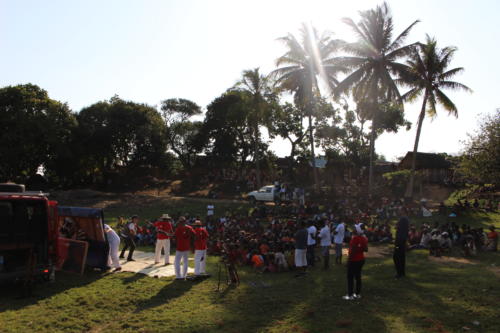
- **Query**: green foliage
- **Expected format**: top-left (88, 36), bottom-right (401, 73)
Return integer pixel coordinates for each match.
top-left (160, 98), bottom-right (203, 169)
top-left (75, 96), bottom-right (168, 185)
top-left (197, 90), bottom-right (256, 166)
top-left (457, 109), bottom-right (500, 184)
top-left (0, 84), bottom-right (77, 183)
top-left (383, 169), bottom-right (413, 197)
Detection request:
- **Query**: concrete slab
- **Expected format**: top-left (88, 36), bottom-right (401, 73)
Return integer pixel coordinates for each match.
top-left (118, 251), bottom-right (194, 278)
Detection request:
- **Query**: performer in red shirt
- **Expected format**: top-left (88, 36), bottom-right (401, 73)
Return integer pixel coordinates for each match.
top-left (153, 214), bottom-right (174, 265)
top-left (193, 220), bottom-right (209, 276)
top-left (174, 217), bottom-right (194, 280)
top-left (343, 224), bottom-right (368, 300)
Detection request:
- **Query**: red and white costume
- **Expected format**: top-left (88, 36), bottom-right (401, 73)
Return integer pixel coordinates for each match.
top-left (154, 219), bottom-right (174, 264)
top-left (194, 227), bottom-right (209, 275)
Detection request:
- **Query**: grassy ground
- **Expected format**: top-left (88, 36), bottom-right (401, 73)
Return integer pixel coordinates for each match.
top-left (1, 196), bottom-right (499, 333)
top-left (1, 245), bottom-right (498, 333)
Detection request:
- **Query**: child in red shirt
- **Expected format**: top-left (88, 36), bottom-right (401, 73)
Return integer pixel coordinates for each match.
top-left (343, 224), bottom-right (368, 300)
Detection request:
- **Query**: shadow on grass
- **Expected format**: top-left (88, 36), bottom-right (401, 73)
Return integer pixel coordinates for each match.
top-left (204, 262), bottom-right (389, 333)
top-left (134, 278), bottom-right (202, 313)
top-left (0, 270), bottom-right (105, 313)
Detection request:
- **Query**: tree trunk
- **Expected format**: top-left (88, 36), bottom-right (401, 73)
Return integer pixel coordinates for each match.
top-left (308, 114), bottom-right (319, 192)
top-left (405, 92), bottom-right (428, 198)
top-left (368, 118), bottom-right (376, 193)
top-left (254, 123), bottom-right (261, 188)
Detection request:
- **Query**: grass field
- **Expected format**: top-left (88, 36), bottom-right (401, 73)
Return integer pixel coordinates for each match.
top-left (1, 197), bottom-right (499, 333)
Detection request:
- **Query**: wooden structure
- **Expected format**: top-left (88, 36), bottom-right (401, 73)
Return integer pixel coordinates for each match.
top-left (399, 152), bottom-right (452, 183)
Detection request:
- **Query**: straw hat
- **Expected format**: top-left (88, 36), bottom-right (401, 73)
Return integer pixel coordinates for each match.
top-left (193, 220), bottom-right (202, 226)
top-left (161, 214), bottom-right (171, 220)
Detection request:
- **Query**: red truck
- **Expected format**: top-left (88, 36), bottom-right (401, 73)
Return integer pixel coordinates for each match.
top-left (0, 183), bottom-right (109, 284)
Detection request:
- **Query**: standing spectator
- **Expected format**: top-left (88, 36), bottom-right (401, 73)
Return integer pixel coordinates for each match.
top-left (318, 220), bottom-right (332, 269)
top-left (294, 221), bottom-right (308, 276)
top-left (104, 224), bottom-right (121, 272)
top-left (333, 220), bottom-right (345, 264)
top-left (486, 226), bottom-right (498, 251)
top-left (154, 214), bottom-right (174, 265)
top-left (342, 225), bottom-right (368, 300)
top-left (393, 209), bottom-right (409, 278)
top-left (174, 217), bottom-right (194, 280)
top-left (119, 215), bottom-right (138, 262)
top-left (193, 220), bottom-right (209, 276)
top-left (306, 220), bottom-right (317, 267)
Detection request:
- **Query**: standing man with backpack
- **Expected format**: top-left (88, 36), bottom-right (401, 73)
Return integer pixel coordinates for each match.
top-left (394, 208), bottom-right (409, 278)
top-left (120, 215), bottom-right (138, 262)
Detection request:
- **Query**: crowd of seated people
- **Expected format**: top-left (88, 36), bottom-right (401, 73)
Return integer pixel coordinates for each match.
top-left (119, 194), bottom-right (497, 267)
top-left (407, 220), bottom-right (498, 256)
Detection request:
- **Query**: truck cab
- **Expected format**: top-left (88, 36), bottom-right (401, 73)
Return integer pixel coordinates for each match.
top-left (0, 183), bottom-right (110, 283)
top-left (0, 186), bottom-right (58, 283)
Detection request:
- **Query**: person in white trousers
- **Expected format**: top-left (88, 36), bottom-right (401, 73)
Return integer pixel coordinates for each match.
top-left (174, 217), bottom-right (194, 280)
top-left (193, 220), bottom-right (209, 276)
top-left (153, 214), bottom-right (174, 265)
top-left (104, 224), bottom-right (121, 272)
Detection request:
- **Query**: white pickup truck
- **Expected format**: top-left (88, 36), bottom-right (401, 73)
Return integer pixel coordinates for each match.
top-left (246, 185), bottom-right (279, 203)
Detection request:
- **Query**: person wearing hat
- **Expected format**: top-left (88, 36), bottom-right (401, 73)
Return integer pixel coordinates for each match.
top-left (154, 214), bottom-right (174, 265)
top-left (193, 220), bottom-right (209, 276)
top-left (120, 215), bottom-right (138, 261)
top-left (174, 217), bottom-right (195, 280)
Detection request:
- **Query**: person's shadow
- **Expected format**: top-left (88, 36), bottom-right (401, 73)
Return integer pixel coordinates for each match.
top-left (134, 278), bottom-right (202, 313)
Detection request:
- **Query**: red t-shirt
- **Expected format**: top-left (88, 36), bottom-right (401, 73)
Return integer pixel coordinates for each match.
top-left (154, 221), bottom-right (173, 240)
top-left (194, 228), bottom-right (209, 250)
top-left (251, 254), bottom-right (264, 267)
top-left (348, 235), bottom-right (368, 262)
top-left (175, 225), bottom-right (194, 251)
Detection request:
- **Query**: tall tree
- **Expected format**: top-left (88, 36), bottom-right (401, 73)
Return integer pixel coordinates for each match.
top-left (0, 84), bottom-right (76, 184)
top-left (272, 23), bottom-right (343, 191)
top-left (77, 96), bottom-right (167, 185)
top-left (268, 101), bottom-right (309, 162)
top-left (198, 91), bottom-right (256, 168)
top-left (335, 2), bottom-right (419, 192)
top-left (160, 98), bottom-right (203, 169)
top-left (399, 36), bottom-right (472, 197)
top-left (234, 68), bottom-right (273, 188)
top-left (457, 109), bottom-right (499, 184)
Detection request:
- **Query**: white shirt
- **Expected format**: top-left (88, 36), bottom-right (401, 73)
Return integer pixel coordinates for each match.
top-left (307, 225), bottom-right (317, 245)
top-left (207, 205), bottom-right (214, 216)
top-left (319, 225), bottom-right (332, 246)
top-left (104, 224), bottom-right (120, 244)
top-left (334, 223), bottom-right (345, 244)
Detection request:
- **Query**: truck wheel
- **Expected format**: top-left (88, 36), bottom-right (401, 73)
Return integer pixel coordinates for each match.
top-left (248, 196), bottom-right (256, 205)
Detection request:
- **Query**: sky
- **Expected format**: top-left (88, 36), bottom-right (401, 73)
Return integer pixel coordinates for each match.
top-left (1, 0), bottom-right (499, 161)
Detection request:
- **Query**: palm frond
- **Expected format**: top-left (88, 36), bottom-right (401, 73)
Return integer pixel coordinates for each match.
top-left (439, 81), bottom-right (472, 93)
top-left (438, 67), bottom-right (464, 81)
top-left (387, 20), bottom-right (419, 52)
top-left (435, 89), bottom-right (458, 117)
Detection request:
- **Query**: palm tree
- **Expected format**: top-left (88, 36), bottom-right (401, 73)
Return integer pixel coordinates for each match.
top-left (335, 2), bottom-right (419, 192)
top-left (234, 68), bottom-right (272, 188)
top-left (400, 35), bottom-right (472, 198)
top-left (272, 23), bottom-right (343, 191)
